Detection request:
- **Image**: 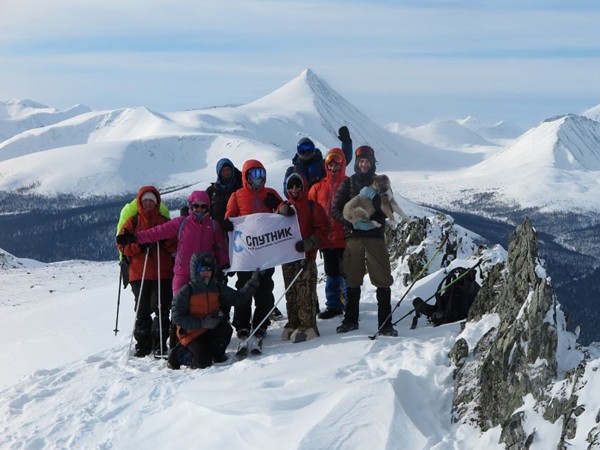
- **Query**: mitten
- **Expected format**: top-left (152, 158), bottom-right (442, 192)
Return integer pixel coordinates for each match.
top-left (180, 205), bottom-right (189, 217)
top-left (116, 230), bottom-right (137, 245)
top-left (338, 126), bottom-right (351, 143)
top-left (359, 186), bottom-right (378, 200)
top-left (223, 219), bottom-right (234, 232)
top-left (277, 202), bottom-right (295, 216)
top-left (295, 238), bottom-right (315, 253)
top-left (353, 220), bottom-right (376, 231)
top-left (263, 193), bottom-right (280, 210)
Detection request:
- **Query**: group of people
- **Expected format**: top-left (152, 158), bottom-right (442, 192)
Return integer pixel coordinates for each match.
top-left (116, 125), bottom-right (399, 370)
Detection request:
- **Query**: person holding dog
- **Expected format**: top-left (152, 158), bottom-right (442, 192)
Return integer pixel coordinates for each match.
top-left (331, 145), bottom-right (397, 336)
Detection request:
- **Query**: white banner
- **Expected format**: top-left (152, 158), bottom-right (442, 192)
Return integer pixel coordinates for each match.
top-left (227, 212), bottom-right (304, 271)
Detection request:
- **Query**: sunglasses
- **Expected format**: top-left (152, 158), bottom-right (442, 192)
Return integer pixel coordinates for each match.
top-left (191, 203), bottom-right (208, 210)
top-left (197, 265), bottom-right (212, 272)
top-left (355, 146), bottom-right (374, 158)
top-left (248, 168), bottom-right (266, 180)
top-left (287, 182), bottom-right (303, 190)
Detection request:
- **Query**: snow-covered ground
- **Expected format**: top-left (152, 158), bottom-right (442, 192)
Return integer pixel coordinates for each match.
top-left (0, 237), bottom-right (594, 450)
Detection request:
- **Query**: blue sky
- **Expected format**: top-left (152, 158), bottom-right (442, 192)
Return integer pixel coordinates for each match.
top-left (1, 0), bottom-right (599, 128)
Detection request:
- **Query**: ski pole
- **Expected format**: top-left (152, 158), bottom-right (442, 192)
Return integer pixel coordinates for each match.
top-left (242, 266), bottom-right (304, 345)
top-left (156, 242), bottom-right (164, 358)
top-left (114, 261), bottom-right (123, 336)
top-left (394, 258), bottom-right (484, 328)
top-left (369, 233), bottom-right (448, 340)
top-left (127, 248), bottom-right (150, 362)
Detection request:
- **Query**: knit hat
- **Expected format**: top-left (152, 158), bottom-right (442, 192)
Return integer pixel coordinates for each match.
top-left (141, 192), bottom-right (157, 203)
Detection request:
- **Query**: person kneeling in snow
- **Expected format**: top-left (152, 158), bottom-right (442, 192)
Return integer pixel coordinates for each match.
top-left (168, 252), bottom-right (260, 370)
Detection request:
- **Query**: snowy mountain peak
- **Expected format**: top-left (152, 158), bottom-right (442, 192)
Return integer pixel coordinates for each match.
top-left (582, 103), bottom-right (600, 122)
top-left (482, 113), bottom-right (600, 172)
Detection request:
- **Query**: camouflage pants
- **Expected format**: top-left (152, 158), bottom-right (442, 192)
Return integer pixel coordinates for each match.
top-left (282, 259), bottom-right (319, 333)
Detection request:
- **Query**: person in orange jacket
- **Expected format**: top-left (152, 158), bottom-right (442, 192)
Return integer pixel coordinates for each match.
top-left (117, 186), bottom-right (177, 358)
top-left (308, 147), bottom-right (349, 319)
top-left (223, 159), bottom-right (283, 341)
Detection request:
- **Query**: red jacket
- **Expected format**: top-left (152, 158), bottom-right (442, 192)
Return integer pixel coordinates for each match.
top-left (308, 147), bottom-right (348, 249)
top-left (282, 177), bottom-right (329, 260)
top-left (225, 160), bottom-right (282, 218)
top-left (118, 186), bottom-right (177, 282)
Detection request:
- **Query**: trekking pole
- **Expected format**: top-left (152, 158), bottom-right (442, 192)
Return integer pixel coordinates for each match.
top-left (156, 242), bottom-right (164, 358)
top-left (368, 234), bottom-right (448, 340)
top-left (392, 258), bottom-right (484, 329)
top-left (114, 261), bottom-right (124, 336)
top-left (127, 248), bottom-right (150, 362)
top-left (242, 267), bottom-right (304, 344)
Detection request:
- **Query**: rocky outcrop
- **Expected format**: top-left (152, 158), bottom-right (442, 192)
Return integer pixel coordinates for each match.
top-left (451, 217), bottom-right (560, 447)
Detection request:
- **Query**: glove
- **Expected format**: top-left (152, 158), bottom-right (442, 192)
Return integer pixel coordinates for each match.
top-left (338, 126), bottom-right (351, 143)
top-left (247, 268), bottom-right (261, 289)
top-left (180, 205), bottom-right (189, 217)
top-left (200, 314), bottom-right (222, 330)
top-left (223, 218), bottom-right (234, 232)
top-left (116, 230), bottom-right (137, 245)
top-left (264, 193), bottom-right (280, 210)
top-left (295, 238), bottom-right (315, 253)
top-left (359, 186), bottom-right (378, 200)
top-left (277, 202), bottom-right (295, 216)
top-left (353, 220), bottom-right (376, 231)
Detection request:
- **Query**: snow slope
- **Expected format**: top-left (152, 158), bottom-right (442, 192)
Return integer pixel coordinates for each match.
top-left (0, 221), bottom-right (594, 449)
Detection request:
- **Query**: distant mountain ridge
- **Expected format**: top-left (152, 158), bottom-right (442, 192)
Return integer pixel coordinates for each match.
top-left (0, 69), bottom-right (477, 197)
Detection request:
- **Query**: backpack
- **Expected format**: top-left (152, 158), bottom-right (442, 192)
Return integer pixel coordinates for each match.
top-left (430, 267), bottom-right (480, 326)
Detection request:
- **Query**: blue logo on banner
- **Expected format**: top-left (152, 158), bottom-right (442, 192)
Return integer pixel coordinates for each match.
top-left (233, 231), bottom-right (244, 253)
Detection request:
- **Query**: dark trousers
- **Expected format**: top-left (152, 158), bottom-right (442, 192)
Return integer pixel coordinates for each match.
top-left (130, 279), bottom-right (173, 351)
top-left (233, 268), bottom-right (275, 332)
top-left (186, 321), bottom-right (233, 369)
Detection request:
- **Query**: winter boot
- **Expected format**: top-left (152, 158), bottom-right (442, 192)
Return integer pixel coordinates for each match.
top-left (336, 287), bottom-right (360, 334)
top-left (167, 343), bottom-right (181, 370)
top-left (376, 287), bottom-right (397, 337)
top-left (133, 322), bottom-right (152, 357)
top-left (152, 316), bottom-right (170, 359)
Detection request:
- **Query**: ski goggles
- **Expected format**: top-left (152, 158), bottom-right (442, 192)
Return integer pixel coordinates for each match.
top-left (191, 202), bottom-right (208, 210)
top-left (197, 265), bottom-right (212, 273)
top-left (355, 146), bottom-right (374, 159)
top-left (325, 153), bottom-right (343, 165)
top-left (247, 167), bottom-right (266, 180)
top-left (297, 141), bottom-right (316, 154)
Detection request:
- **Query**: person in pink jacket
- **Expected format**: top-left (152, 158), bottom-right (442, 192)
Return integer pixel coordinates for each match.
top-left (117, 191), bottom-right (229, 294)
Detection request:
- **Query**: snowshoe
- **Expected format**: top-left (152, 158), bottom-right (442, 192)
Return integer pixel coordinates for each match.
top-left (248, 335), bottom-right (263, 355)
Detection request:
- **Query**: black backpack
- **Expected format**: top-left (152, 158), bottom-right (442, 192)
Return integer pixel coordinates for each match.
top-left (430, 267), bottom-right (480, 326)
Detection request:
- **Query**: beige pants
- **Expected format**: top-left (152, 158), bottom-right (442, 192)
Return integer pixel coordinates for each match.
top-left (344, 237), bottom-right (393, 288)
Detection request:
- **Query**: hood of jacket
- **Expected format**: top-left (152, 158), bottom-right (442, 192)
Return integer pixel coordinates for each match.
top-left (241, 159), bottom-right (267, 191)
top-left (189, 251), bottom-right (216, 287)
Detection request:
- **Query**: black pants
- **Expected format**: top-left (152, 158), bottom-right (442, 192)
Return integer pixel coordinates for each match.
top-left (233, 268), bottom-right (275, 332)
top-left (187, 321), bottom-right (233, 369)
top-left (130, 279), bottom-right (173, 351)
top-left (322, 248), bottom-right (345, 277)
